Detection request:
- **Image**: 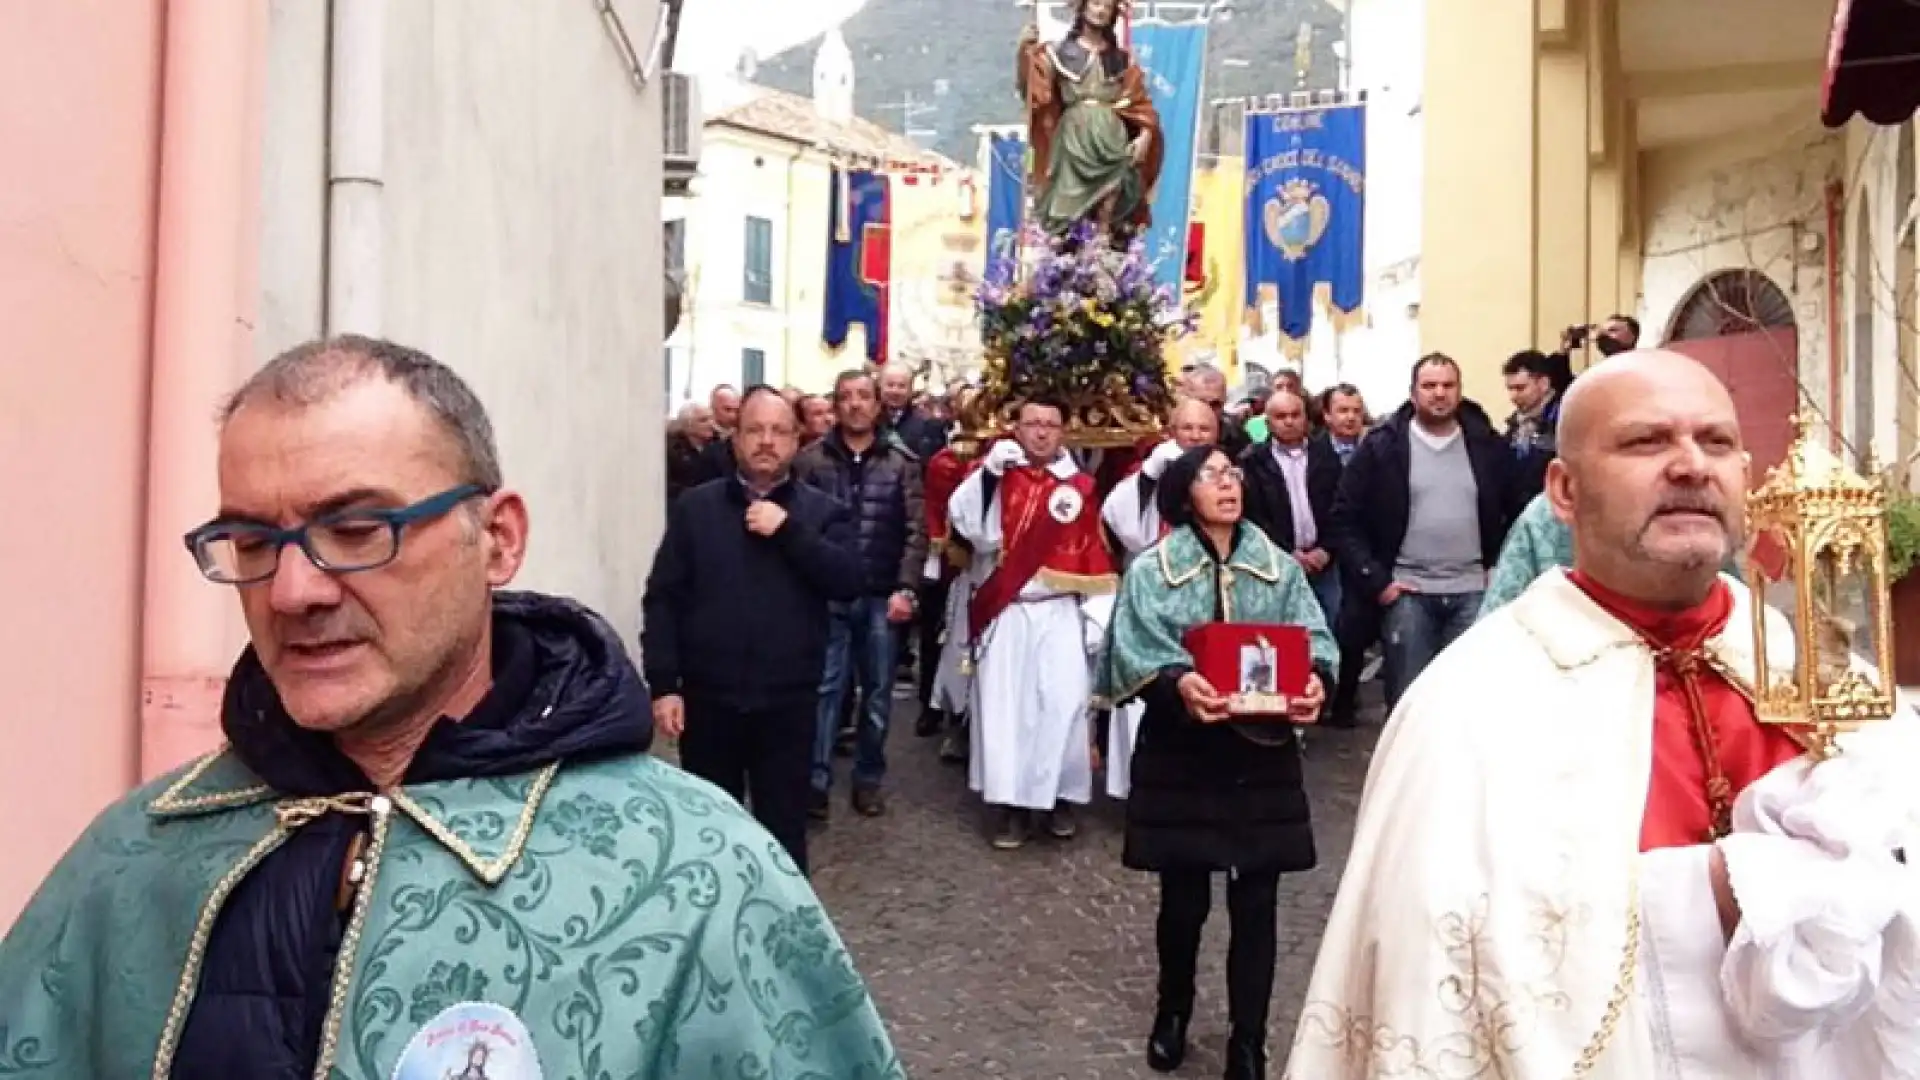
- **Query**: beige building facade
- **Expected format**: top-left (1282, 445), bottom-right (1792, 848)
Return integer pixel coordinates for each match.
top-left (1416, 0), bottom-right (1917, 477)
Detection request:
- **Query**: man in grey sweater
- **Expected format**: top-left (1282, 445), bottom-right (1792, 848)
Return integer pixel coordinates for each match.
top-left (1326, 353), bottom-right (1517, 710)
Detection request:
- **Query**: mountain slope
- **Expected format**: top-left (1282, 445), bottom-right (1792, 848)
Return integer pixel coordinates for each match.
top-left (753, 0), bottom-right (1345, 161)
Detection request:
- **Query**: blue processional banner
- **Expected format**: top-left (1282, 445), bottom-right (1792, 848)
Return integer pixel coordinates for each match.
top-left (1131, 21), bottom-right (1208, 294)
top-left (824, 168), bottom-right (891, 363)
top-left (1243, 103), bottom-right (1367, 348)
top-left (984, 133), bottom-right (1026, 287)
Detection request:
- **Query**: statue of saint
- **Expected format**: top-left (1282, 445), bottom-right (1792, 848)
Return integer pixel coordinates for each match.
top-left (1016, 0), bottom-right (1164, 240)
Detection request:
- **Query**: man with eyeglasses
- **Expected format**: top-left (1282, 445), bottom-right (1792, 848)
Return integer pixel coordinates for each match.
top-left (948, 399), bottom-right (1118, 850)
top-left (0, 338), bottom-right (900, 1079)
top-left (646, 385), bottom-right (862, 862)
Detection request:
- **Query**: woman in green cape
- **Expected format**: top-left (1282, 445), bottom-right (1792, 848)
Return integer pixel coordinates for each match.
top-left (1098, 445), bottom-right (1338, 1080)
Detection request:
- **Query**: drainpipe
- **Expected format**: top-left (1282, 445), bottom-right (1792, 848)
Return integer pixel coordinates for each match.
top-left (139, 1), bottom-right (268, 779)
top-left (781, 142), bottom-right (806, 383)
top-left (327, 0), bottom-right (385, 334)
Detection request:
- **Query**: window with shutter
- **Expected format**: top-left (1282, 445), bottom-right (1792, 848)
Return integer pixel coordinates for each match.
top-left (743, 217), bottom-right (773, 305)
top-left (742, 347), bottom-right (766, 386)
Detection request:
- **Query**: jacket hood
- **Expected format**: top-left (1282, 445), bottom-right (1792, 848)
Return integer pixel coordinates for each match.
top-left (223, 590), bottom-right (651, 796)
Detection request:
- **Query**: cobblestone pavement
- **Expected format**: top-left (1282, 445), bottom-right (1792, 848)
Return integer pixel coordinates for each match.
top-left (807, 690), bottom-right (1383, 1080)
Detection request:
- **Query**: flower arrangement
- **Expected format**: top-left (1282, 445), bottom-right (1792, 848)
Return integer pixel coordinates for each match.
top-left (970, 223), bottom-right (1187, 444)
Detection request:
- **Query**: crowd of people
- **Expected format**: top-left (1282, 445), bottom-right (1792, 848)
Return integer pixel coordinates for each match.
top-left (7, 320), bottom-right (1912, 1080)
top-left (643, 343), bottom-right (1637, 1074)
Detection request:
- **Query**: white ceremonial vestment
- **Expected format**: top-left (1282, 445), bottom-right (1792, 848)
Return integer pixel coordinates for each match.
top-left (1284, 569), bottom-right (1920, 1080)
top-left (949, 457), bottom-right (1115, 810)
top-left (930, 551), bottom-right (981, 716)
top-left (1097, 473), bottom-right (1162, 799)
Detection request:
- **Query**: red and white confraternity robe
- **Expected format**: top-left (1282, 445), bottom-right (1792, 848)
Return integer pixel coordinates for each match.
top-left (923, 446), bottom-right (978, 716)
top-left (948, 453), bottom-right (1117, 811)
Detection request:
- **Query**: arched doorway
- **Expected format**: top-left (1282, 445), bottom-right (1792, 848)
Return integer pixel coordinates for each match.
top-left (1664, 269), bottom-right (1800, 483)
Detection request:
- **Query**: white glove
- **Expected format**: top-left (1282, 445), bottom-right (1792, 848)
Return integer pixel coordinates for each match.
top-left (1734, 750), bottom-right (1914, 860)
top-left (984, 440), bottom-right (1028, 476)
top-left (1140, 438), bottom-right (1184, 481)
top-left (1717, 831), bottom-right (1900, 1045)
top-left (1715, 752), bottom-right (1920, 1051)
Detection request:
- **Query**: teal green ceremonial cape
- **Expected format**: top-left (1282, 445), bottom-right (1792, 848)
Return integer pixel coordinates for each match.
top-left (0, 751), bottom-right (904, 1080)
top-left (1097, 523), bottom-right (1338, 703)
top-left (1479, 492), bottom-right (1572, 618)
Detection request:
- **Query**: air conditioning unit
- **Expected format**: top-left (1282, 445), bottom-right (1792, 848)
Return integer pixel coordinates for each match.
top-left (663, 71), bottom-right (701, 193)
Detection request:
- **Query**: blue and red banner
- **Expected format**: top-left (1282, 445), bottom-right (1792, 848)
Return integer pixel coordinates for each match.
top-left (824, 168), bottom-right (892, 363)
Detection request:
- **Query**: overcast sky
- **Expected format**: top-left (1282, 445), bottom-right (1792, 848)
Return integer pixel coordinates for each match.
top-left (676, 0), bottom-right (871, 76)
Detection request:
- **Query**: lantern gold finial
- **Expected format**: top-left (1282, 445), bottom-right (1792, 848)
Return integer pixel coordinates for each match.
top-left (1743, 418), bottom-right (1898, 759)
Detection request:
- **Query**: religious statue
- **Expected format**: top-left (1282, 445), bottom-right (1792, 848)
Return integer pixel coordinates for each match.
top-left (1016, 0), bottom-right (1164, 240)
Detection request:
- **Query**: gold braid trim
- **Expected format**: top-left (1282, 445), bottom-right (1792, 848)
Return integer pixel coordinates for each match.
top-left (388, 761), bottom-right (562, 885)
top-left (1037, 567), bottom-right (1118, 595)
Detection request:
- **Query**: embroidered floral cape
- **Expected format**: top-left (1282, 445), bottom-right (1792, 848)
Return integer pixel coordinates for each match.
top-left (1479, 491), bottom-right (1572, 618)
top-left (1096, 523), bottom-right (1338, 705)
top-left (0, 752), bottom-right (904, 1079)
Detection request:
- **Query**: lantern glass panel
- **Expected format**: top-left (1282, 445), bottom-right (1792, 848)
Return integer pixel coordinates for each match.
top-left (1748, 521), bottom-right (1801, 698)
top-left (1809, 530), bottom-right (1883, 695)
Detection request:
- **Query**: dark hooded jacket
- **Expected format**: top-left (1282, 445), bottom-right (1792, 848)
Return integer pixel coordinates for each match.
top-left (1325, 398), bottom-right (1515, 607)
top-left (170, 591), bottom-right (650, 1079)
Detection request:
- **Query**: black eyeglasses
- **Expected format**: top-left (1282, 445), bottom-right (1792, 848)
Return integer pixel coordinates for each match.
top-left (183, 484), bottom-right (489, 585)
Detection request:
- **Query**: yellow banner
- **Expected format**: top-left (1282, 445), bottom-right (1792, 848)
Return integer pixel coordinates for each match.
top-left (1177, 155), bottom-right (1247, 382)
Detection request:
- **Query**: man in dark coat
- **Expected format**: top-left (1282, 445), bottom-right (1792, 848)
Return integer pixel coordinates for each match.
top-left (793, 370), bottom-right (926, 819)
top-left (1237, 386), bottom-right (1343, 618)
top-left (1326, 353), bottom-right (1514, 712)
top-left (645, 386), bottom-right (862, 869)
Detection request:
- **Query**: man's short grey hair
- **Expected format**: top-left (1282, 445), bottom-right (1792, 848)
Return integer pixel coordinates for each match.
top-left (221, 335), bottom-right (503, 490)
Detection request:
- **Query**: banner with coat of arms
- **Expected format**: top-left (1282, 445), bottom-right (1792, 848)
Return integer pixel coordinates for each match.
top-left (1242, 103), bottom-right (1366, 356)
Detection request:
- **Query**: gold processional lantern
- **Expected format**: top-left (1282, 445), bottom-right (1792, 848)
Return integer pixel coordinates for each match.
top-left (1744, 416), bottom-right (1899, 759)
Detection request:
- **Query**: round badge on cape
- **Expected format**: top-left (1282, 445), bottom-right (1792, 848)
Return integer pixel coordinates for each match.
top-left (1047, 485), bottom-right (1084, 524)
top-left (391, 1001), bottom-right (544, 1080)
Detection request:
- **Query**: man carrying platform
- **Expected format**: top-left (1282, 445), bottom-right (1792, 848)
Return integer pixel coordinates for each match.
top-left (948, 398), bottom-right (1118, 850)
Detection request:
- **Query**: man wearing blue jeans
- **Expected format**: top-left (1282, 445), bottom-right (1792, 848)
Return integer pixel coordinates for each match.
top-left (1327, 354), bottom-right (1516, 712)
top-left (793, 370), bottom-right (927, 820)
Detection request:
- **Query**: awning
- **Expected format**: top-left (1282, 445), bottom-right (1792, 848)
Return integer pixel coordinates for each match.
top-left (1822, 0), bottom-right (1920, 127)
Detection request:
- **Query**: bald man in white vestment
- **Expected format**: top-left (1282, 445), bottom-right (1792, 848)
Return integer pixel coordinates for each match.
top-left (1098, 398), bottom-right (1220, 798)
top-left (1285, 352), bottom-right (1920, 1080)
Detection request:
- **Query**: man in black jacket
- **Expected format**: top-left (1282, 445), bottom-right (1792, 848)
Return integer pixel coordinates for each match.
top-left (793, 369), bottom-right (926, 819)
top-left (644, 386), bottom-right (861, 870)
top-left (1502, 348), bottom-right (1563, 507)
top-left (1327, 354), bottom-right (1513, 713)
top-left (878, 361), bottom-right (947, 462)
top-left (1238, 386), bottom-right (1343, 618)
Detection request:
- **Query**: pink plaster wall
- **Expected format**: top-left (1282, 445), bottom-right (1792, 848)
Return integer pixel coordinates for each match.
top-left (0, 0), bottom-right (167, 928)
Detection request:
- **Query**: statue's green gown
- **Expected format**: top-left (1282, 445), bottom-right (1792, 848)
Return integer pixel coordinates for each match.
top-left (1035, 54), bottom-right (1147, 234)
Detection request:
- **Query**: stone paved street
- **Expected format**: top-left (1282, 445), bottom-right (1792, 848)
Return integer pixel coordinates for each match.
top-left (807, 694), bottom-right (1382, 1079)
